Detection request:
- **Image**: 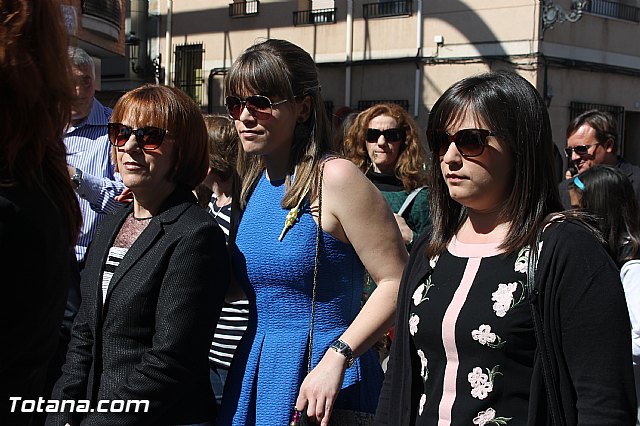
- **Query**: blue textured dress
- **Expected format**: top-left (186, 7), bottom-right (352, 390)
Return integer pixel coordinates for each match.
top-left (218, 172), bottom-right (383, 425)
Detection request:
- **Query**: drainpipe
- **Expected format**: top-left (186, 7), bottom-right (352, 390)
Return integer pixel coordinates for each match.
top-left (414, 0), bottom-right (423, 118)
top-left (164, 0), bottom-right (173, 86)
top-left (345, 0), bottom-right (353, 108)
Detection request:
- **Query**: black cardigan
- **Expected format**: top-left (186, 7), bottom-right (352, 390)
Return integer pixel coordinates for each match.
top-left (374, 221), bottom-right (637, 425)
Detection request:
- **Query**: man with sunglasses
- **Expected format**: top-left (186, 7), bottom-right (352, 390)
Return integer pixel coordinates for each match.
top-left (558, 110), bottom-right (640, 209)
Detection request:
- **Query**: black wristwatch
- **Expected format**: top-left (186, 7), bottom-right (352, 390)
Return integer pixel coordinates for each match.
top-left (71, 168), bottom-right (83, 189)
top-left (329, 339), bottom-right (355, 368)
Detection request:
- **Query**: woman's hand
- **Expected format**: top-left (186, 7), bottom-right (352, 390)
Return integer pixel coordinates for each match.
top-left (295, 349), bottom-right (347, 426)
top-left (393, 213), bottom-right (413, 245)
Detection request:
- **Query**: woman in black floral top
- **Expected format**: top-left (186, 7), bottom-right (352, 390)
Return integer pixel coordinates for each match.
top-left (374, 72), bottom-right (637, 425)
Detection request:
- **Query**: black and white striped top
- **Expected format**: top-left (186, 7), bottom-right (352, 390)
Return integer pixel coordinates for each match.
top-left (101, 246), bottom-right (128, 304)
top-left (207, 193), bottom-right (249, 369)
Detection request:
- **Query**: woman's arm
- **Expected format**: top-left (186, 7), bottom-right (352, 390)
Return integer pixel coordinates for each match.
top-left (620, 260), bottom-right (640, 363)
top-left (296, 159), bottom-right (408, 425)
top-left (555, 231), bottom-right (636, 425)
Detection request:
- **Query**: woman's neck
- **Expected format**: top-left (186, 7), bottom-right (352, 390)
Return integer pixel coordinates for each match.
top-left (132, 182), bottom-right (176, 219)
top-left (457, 208), bottom-right (511, 244)
top-left (264, 153), bottom-right (291, 182)
top-left (211, 179), bottom-right (232, 206)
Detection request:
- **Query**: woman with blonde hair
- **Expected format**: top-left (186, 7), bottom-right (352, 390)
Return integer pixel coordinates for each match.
top-left (1, 1), bottom-right (82, 423)
top-left (218, 39), bottom-right (407, 426)
top-left (343, 103), bottom-right (430, 250)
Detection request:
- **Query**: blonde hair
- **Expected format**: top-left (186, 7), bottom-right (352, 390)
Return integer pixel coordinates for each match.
top-left (343, 103), bottom-right (428, 191)
top-left (225, 39), bottom-right (333, 209)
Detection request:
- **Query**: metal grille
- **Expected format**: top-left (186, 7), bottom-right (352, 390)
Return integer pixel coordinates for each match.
top-left (584, 0), bottom-right (640, 22)
top-left (81, 0), bottom-right (122, 28)
top-left (174, 43), bottom-right (204, 107)
top-left (358, 99), bottom-right (409, 111)
top-left (363, 1), bottom-right (412, 19)
top-left (229, 1), bottom-right (260, 17)
top-left (293, 8), bottom-right (337, 26)
top-left (570, 101), bottom-right (625, 145)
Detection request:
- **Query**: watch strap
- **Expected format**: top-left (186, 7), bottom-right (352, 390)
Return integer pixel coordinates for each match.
top-left (330, 339), bottom-right (355, 368)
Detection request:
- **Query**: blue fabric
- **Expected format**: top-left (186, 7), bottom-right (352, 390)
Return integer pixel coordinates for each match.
top-left (219, 173), bottom-right (383, 425)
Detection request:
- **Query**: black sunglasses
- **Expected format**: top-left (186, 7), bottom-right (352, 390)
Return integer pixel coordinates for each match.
top-left (107, 123), bottom-right (167, 151)
top-left (225, 95), bottom-right (288, 120)
top-left (564, 143), bottom-right (600, 157)
top-left (426, 128), bottom-right (495, 158)
top-left (366, 128), bottom-right (407, 143)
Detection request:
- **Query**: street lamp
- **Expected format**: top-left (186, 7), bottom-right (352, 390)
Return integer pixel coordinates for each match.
top-left (541, 0), bottom-right (590, 35)
top-left (126, 32), bottom-right (142, 74)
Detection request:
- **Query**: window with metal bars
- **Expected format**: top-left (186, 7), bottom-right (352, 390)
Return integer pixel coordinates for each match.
top-left (174, 43), bottom-right (204, 107)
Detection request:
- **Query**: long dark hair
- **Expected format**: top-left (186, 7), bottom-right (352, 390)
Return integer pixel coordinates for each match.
top-left (225, 39), bottom-right (333, 210)
top-left (574, 165), bottom-right (640, 266)
top-left (0, 0), bottom-right (81, 246)
top-left (426, 71), bottom-right (563, 257)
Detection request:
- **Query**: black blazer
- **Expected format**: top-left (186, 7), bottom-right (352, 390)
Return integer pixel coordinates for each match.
top-left (47, 187), bottom-right (229, 426)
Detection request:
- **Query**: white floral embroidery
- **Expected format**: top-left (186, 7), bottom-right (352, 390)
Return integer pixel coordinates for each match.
top-left (417, 349), bottom-right (428, 381)
top-left (514, 247), bottom-right (529, 274)
top-left (514, 242), bottom-right (544, 274)
top-left (472, 325), bottom-right (496, 345)
top-left (471, 382), bottom-right (493, 400)
top-left (412, 276), bottom-right (434, 306)
top-left (409, 313), bottom-right (420, 336)
top-left (429, 255), bottom-right (439, 269)
top-left (418, 393), bottom-right (426, 416)
top-left (412, 284), bottom-right (426, 306)
top-left (472, 324), bottom-right (506, 349)
top-left (467, 367), bottom-right (488, 388)
top-left (473, 407), bottom-right (512, 425)
top-left (473, 408), bottom-right (496, 425)
top-left (468, 366), bottom-right (501, 400)
top-left (491, 282), bottom-right (522, 317)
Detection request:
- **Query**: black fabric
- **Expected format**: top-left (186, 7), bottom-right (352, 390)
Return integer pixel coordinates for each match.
top-left (374, 222), bottom-right (637, 425)
top-left (47, 187), bottom-right (229, 426)
top-left (0, 181), bottom-right (72, 426)
top-left (366, 170), bottom-right (403, 192)
top-left (558, 157), bottom-right (640, 209)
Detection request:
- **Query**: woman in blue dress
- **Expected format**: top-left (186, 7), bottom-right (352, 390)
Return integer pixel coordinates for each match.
top-left (218, 39), bottom-right (408, 425)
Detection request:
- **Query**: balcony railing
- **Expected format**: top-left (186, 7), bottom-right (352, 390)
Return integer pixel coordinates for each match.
top-left (363, 1), bottom-right (412, 19)
top-left (293, 8), bottom-right (337, 26)
top-left (229, 1), bottom-right (259, 18)
top-left (584, 0), bottom-right (640, 22)
top-left (81, 0), bottom-right (121, 28)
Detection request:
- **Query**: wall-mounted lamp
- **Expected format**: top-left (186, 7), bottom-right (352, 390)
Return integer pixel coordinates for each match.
top-left (125, 32), bottom-right (142, 74)
top-left (541, 0), bottom-right (589, 35)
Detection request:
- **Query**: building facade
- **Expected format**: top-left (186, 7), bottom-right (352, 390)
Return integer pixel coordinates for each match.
top-left (144, 0), bottom-right (640, 165)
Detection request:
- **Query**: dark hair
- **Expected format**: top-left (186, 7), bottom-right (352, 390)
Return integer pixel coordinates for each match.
top-left (574, 165), bottom-right (640, 266)
top-left (426, 71), bottom-right (562, 257)
top-left (111, 84), bottom-right (209, 189)
top-left (566, 110), bottom-right (617, 148)
top-left (225, 39), bottom-right (333, 209)
top-left (196, 114), bottom-right (240, 207)
top-left (203, 114), bottom-right (239, 181)
top-left (0, 0), bottom-right (81, 245)
top-left (343, 103), bottom-right (428, 191)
